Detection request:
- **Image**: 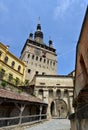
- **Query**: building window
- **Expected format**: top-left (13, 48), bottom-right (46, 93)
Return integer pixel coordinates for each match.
top-left (42, 72), bottom-right (45, 75)
top-left (18, 65), bottom-right (21, 72)
top-left (0, 69), bottom-right (5, 78)
top-left (4, 56), bottom-right (8, 63)
top-left (0, 51), bottom-right (2, 57)
top-left (8, 73), bottom-right (13, 81)
top-left (28, 69), bottom-right (31, 73)
top-left (27, 54), bottom-right (30, 58)
top-left (64, 90), bottom-right (68, 97)
top-left (49, 90), bottom-right (53, 97)
top-left (32, 55), bottom-right (34, 60)
top-left (44, 59), bottom-right (46, 63)
top-left (53, 62), bottom-right (55, 66)
top-left (11, 61), bottom-right (15, 68)
top-left (36, 56), bottom-right (38, 61)
top-left (56, 89), bottom-right (61, 98)
top-left (15, 77), bottom-right (20, 85)
top-left (40, 57), bottom-right (42, 62)
top-left (35, 71), bottom-right (39, 75)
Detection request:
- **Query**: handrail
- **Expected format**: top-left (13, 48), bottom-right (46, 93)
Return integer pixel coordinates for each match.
top-left (0, 114), bottom-right (47, 121)
top-left (0, 114), bottom-right (47, 127)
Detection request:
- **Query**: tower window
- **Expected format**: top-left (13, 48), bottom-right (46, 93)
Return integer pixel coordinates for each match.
top-left (53, 62), bottom-right (55, 66)
top-left (28, 69), bottom-right (31, 73)
top-left (4, 56), bottom-right (8, 63)
top-left (27, 54), bottom-right (30, 58)
top-left (36, 56), bottom-right (38, 61)
top-left (42, 72), bottom-right (45, 75)
top-left (44, 59), bottom-right (46, 63)
top-left (40, 57), bottom-right (42, 62)
top-left (32, 55), bottom-right (34, 60)
top-left (35, 71), bottom-right (39, 75)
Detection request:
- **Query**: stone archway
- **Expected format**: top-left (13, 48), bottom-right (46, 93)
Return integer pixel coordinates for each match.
top-left (56, 99), bottom-right (67, 118)
top-left (50, 101), bottom-right (55, 117)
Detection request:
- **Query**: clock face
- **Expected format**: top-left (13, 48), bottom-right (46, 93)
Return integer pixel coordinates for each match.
top-left (34, 48), bottom-right (41, 55)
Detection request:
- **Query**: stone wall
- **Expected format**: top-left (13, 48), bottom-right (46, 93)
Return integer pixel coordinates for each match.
top-left (69, 104), bottom-right (88, 130)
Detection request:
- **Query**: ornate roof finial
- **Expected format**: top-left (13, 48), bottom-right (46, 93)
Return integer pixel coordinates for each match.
top-left (38, 16), bottom-right (40, 24)
top-left (49, 36), bottom-right (53, 48)
top-left (37, 17), bottom-right (41, 30)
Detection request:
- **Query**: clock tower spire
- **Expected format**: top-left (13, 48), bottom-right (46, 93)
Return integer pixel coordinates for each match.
top-left (34, 17), bottom-right (44, 44)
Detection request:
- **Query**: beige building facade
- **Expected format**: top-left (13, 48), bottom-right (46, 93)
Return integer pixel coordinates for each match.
top-left (20, 21), bottom-right (74, 119)
top-left (0, 42), bottom-right (26, 85)
top-left (30, 75), bottom-right (74, 118)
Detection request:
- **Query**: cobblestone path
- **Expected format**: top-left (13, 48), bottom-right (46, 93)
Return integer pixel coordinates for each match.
top-left (25, 119), bottom-right (70, 130)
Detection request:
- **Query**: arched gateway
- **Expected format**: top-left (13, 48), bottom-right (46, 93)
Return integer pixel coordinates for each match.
top-left (50, 99), bottom-right (67, 118)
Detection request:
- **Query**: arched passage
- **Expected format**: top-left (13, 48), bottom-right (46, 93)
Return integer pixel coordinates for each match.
top-left (56, 99), bottom-right (67, 118)
top-left (50, 101), bottom-right (55, 117)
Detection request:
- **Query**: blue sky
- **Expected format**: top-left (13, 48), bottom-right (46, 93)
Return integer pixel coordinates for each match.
top-left (0, 0), bottom-right (87, 75)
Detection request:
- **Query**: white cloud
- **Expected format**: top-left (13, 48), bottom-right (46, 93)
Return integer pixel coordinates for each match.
top-left (54, 0), bottom-right (88, 20)
top-left (54, 0), bottom-right (74, 19)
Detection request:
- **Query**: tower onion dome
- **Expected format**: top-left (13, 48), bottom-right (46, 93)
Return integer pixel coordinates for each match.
top-left (34, 23), bottom-right (43, 39)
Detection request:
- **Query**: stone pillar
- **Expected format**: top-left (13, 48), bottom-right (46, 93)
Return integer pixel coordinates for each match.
top-left (70, 96), bottom-right (74, 113)
top-left (39, 105), bottom-right (43, 120)
top-left (54, 100), bottom-right (57, 117)
top-left (43, 89), bottom-right (48, 103)
top-left (43, 89), bottom-right (50, 119)
top-left (35, 89), bottom-right (38, 97)
top-left (53, 89), bottom-right (57, 116)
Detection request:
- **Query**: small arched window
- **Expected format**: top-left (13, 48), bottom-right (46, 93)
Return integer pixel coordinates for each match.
top-left (27, 54), bottom-right (30, 58)
top-left (44, 59), bottom-right (46, 63)
top-left (18, 65), bottom-right (21, 72)
top-left (53, 62), bottom-right (55, 66)
top-left (36, 56), bottom-right (38, 61)
top-left (4, 56), bottom-right (8, 63)
top-left (32, 55), bottom-right (34, 60)
top-left (11, 61), bottom-right (15, 68)
top-left (64, 90), bottom-right (68, 97)
top-left (40, 57), bottom-right (42, 62)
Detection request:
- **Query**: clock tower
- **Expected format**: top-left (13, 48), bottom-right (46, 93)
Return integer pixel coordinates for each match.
top-left (20, 21), bottom-right (57, 81)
